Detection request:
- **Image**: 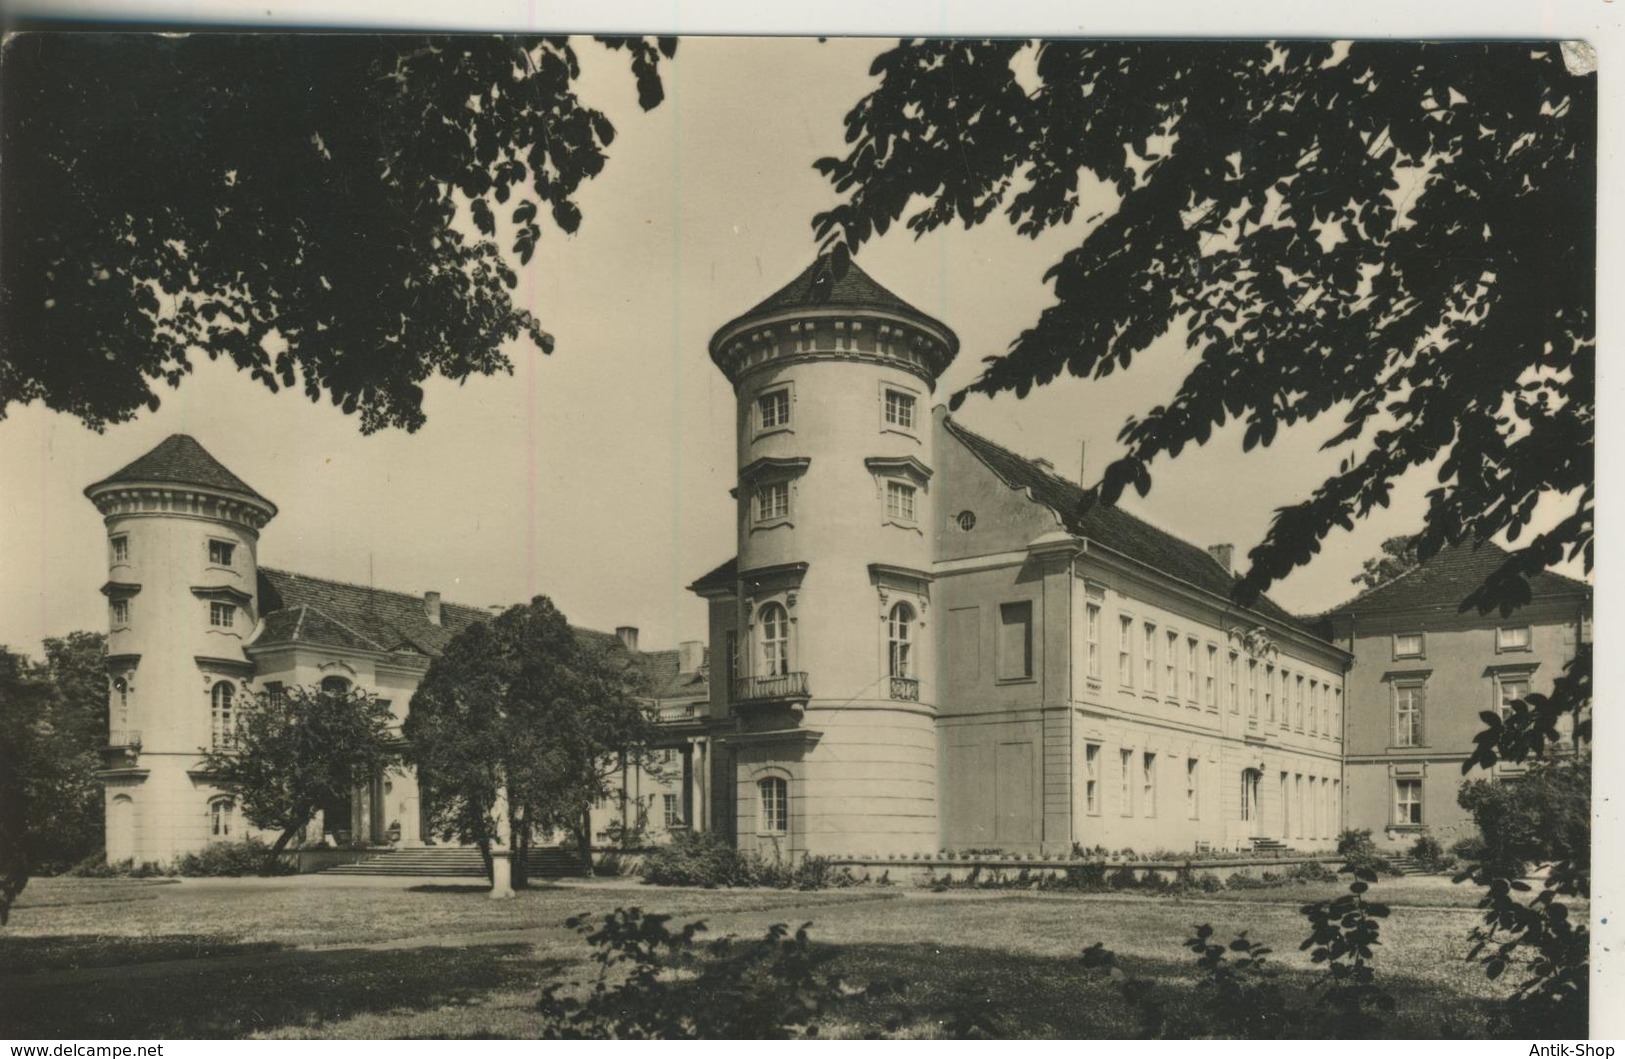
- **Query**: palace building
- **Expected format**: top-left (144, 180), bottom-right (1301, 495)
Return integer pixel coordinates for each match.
top-left (89, 258), bottom-right (1583, 867)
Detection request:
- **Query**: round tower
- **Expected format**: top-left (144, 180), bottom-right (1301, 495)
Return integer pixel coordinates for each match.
top-left (707, 257), bottom-right (958, 857)
top-left (83, 435), bottom-right (277, 864)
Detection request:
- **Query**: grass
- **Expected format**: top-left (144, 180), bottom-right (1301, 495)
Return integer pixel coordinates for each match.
top-left (0, 874), bottom-right (1537, 1039)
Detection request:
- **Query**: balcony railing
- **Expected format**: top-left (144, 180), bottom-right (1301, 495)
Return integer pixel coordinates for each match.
top-left (100, 730), bottom-right (142, 770)
top-left (888, 676), bottom-right (920, 702)
top-left (108, 728), bottom-right (141, 748)
top-left (733, 671), bottom-right (810, 705)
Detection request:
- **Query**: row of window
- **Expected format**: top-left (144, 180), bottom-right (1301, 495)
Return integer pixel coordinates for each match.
top-left (753, 382), bottom-right (918, 437)
top-left (109, 535), bottom-right (237, 567)
top-left (751, 478), bottom-right (919, 526)
top-left (1390, 672), bottom-right (1534, 748)
top-left (1085, 604), bottom-right (1341, 737)
top-left (1393, 625), bottom-right (1532, 661)
top-left (733, 600), bottom-right (919, 680)
top-left (110, 599), bottom-right (240, 629)
top-left (1082, 744), bottom-right (1204, 820)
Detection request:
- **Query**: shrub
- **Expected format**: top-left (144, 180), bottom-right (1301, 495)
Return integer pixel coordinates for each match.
top-left (640, 830), bottom-right (753, 888)
top-left (1108, 865), bottom-right (1140, 890)
top-left (66, 856), bottom-right (175, 878)
top-left (1059, 862), bottom-right (1109, 891)
top-left (1138, 869), bottom-right (1168, 892)
top-left (174, 837), bottom-right (293, 877)
top-left (1406, 835), bottom-right (1451, 874)
top-left (1285, 860), bottom-right (1338, 884)
top-left (1335, 829), bottom-right (1393, 876)
top-left (1457, 759), bottom-right (1588, 879)
top-left (1225, 871), bottom-right (1272, 890)
top-left (1450, 835), bottom-right (1487, 863)
top-left (1196, 870), bottom-right (1224, 893)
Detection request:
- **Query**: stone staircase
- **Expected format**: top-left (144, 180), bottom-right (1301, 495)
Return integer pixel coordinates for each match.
top-left (320, 845), bottom-right (589, 878)
top-left (1248, 836), bottom-right (1291, 854)
top-left (1385, 855), bottom-right (1419, 876)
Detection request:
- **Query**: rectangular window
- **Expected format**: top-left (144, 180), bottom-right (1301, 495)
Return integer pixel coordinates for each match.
top-left (884, 389), bottom-right (917, 431)
top-left (1205, 645), bottom-right (1218, 708)
top-left (1302, 680), bottom-right (1313, 731)
top-left (266, 682), bottom-right (286, 708)
top-left (1295, 774), bottom-right (1306, 839)
top-left (1246, 659), bottom-right (1258, 718)
top-left (1395, 778), bottom-right (1423, 825)
top-left (209, 601), bottom-right (234, 628)
top-left (1333, 689), bottom-right (1342, 739)
top-left (1185, 638), bottom-right (1199, 702)
top-left (755, 481), bottom-right (789, 522)
top-left (885, 480), bottom-right (917, 522)
top-left (789, 321), bottom-right (812, 353)
top-left (1306, 673), bottom-right (1317, 735)
top-left (1498, 676), bottom-right (1531, 717)
top-left (1186, 757), bottom-right (1200, 819)
top-left (759, 778), bottom-right (788, 833)
top-left (1085, 743), bottom-right (1101, 815)
top-left (1119, 616), bottom-right (1134, 687)
top-left (1227, 652), bottom-right (1239, 713)
top-left (111, 599), bottom-right (130, 626)
top-left (1120, 748), bottom-right (1134, 816)
top-left (111, 535), bottom-right (129, 562)
top-left (208, 539), bottom-right (235, 566)
top-left (1143, 622), bottom-right (1157, 691)
top-left (997, 601), bottom-right (1034, 681)
top-left (1294, 676), bottom-right (1305, 731)
top-left (1394, 631), bottom-right (1424, 659)
top-left (1264, 664), bottom-right (1275, 722)
top-left (662, 793), bottom-right (682, 829)
top-left (1142, 752), bottom-right (1157, 817)
top-left (833, 320), bottom-right (853, 351)
top-left (1165, 630), bottom-right (1178, 697)
top-left (758, 388), bottom-right (791, 430)
top-left (1085, 603), bottom-right (1102, 680)
top-left (1394, 683), bottom-right (1424, 747)
top-left (1497, 625), bottom-right (1532, 652)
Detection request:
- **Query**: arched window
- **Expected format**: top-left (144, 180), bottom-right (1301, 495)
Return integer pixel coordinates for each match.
top-left (209, 798), bottom-right (236, 840)
top-left (210, 682), bottom-right (236, 748)
top-left (321, 676), bottom-right (352, 695)
top-left (758, 603), bottom-right (789, 677)
top-left (107, 795), bottom-right (135, 862)
top-left (888, 602), bottom-right (915, 678)
top-left (758, 776), bottom-right (788, 835)
top-left (111, 676), bottom-right (130, 738)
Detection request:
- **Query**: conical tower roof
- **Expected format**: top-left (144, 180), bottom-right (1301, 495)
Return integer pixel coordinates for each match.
top-left (84, 434), bottom-right (270, 505)
top-left (709, 257), bottom-right (959, 383)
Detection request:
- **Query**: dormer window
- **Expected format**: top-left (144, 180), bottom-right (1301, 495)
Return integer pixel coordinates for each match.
top-left (1496, 625), bottom-right (1532, 652)
top-left (111, 535), bottom-right (129, 563)
top-left (209, 540), bottom-right (235, 567)
top-left (1394, 631), bottom-right (1424, 659)
top-left (209, 601), bottom-right (235, 628)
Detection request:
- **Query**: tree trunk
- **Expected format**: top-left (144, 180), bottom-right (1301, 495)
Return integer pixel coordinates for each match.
top-left (580, 806), bottom-right (594, 878)
top-left (267, 821), bottom-right (300, 874)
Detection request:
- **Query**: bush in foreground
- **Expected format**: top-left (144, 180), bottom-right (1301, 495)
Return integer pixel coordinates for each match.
top-left (173, 837), bottom-right (295, 877)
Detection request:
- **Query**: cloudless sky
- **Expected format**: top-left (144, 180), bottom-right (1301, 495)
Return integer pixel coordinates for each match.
top-left (0, 33), bottom-right (1588, 656)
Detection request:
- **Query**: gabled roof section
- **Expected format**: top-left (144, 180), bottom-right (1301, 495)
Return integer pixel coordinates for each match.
top-left (86, 434), bottom-right (269, 503)
top-left (944, 417), bottom-right (1309, 635)
top-left (688, 556), bottom-right (738, 595)
top-left (634, 649), bottom-right (709, 702)
top-left (256, 568), bottom-right (492, 657)
top-left (1320, 540), bottom-right (1590, 618)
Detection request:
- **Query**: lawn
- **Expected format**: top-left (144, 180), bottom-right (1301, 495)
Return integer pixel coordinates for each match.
top-left (0, 874), bottom-right (1530, 1039)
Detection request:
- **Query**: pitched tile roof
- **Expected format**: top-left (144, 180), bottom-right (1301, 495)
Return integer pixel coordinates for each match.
top-left (85, 434), bottom-right (270, 503)
top-left (255, 568), bottom-right (489, 656)
top-left (634, 648), bottom-right (709, 702)
top-left (688, 556), bottom-right (738, 594)
top-left (945, 417), bottom-right (1310, 635)
top-left (1319, 540), bottom-right (1590, 618)
top-left (711, 257), bottom-right (957, 351)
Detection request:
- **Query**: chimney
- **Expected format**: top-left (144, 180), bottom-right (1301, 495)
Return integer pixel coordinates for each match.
top-left (678, 640), bottom-right (706, 675)
top-left (1207, 544), bottom-right (1234, 573)
top-left (1078, 440), bottom-right (1088, 486)
top-left (616, 625), bottom-right (639, 652)
top-left (424, 591), bottom-right (442, 626)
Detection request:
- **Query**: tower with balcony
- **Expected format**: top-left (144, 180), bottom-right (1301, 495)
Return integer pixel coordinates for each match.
top-left (84, 435), bottom-right (278, 863)
top-left (696, 257), bottom-right (958, 856)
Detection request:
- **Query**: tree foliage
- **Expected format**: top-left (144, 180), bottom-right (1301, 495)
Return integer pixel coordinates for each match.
top-left (405, 597), bottom-right (654, 884)
top-left (1350, 534), bottom-right (1423, 591)
top-left (200, 683), bottom-right (400, 862)
top-left (0, 634), bottom-right (108, 923)
top-left (1, 33), bottom-right (675, 433)
top-left (814, 41), bottom-right (1593, 616)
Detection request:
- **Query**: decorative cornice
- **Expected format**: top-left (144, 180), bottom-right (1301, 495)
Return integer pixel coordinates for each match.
top-left (104, 653), bottom-right (142, 670)
top-left (1227, 625), bottom-right (1281, 661)
top-left (863, 454), bottom-right (933, 484)
top-left (721, 725), bottom-right (825, 748)
top-left (85, 482), bottom-right (277, 533)
top-left (868, 562), bottom-right (935, 585)
top-left (99, 581), bottom-right (142, 598)
top-left (190, 584), bottom-right (254, 605)
top-left (196, 655), bottom-right (256, 674)
top-left (739, 456), bottom-right (812, 484)
top-left (739, 561), bottom-right (810, 594)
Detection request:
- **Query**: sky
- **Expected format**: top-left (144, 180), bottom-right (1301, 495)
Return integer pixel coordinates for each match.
top-left (0, 31), bottom-right (1594, 657)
